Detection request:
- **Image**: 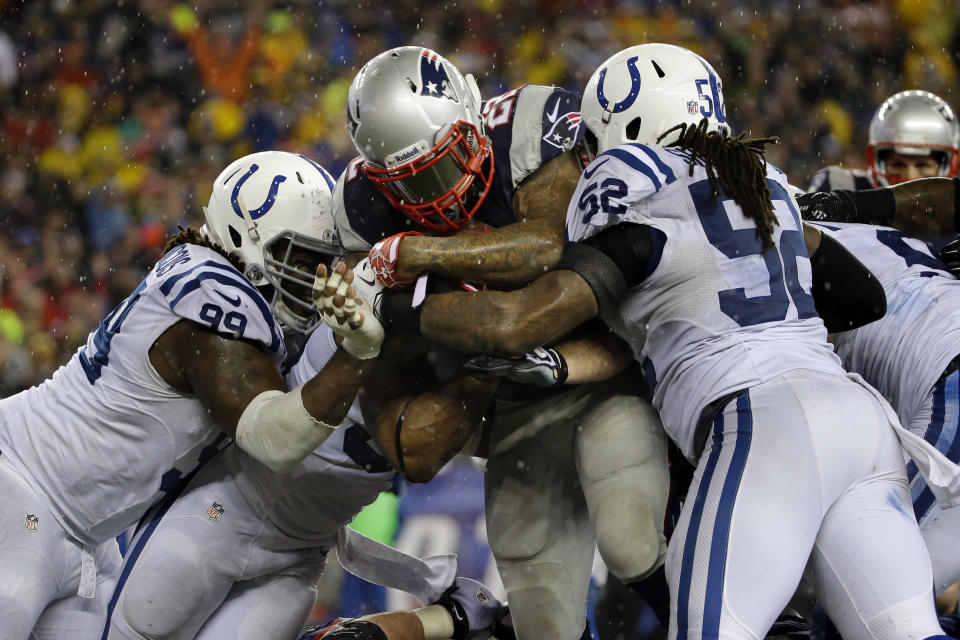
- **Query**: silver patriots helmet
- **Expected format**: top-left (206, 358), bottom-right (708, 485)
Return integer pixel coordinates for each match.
top-left (866, 90), bottom-right (960, 186)
top-left (346, 46), bottom-right (493, 232)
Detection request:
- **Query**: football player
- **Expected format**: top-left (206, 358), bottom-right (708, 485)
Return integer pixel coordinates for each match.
top-left (808, 90), bottom-right (960, 191)
top-left (799, 218), bottom-right (960, 615)
top-left (0, 151), bottom-right (382, 638)
top-left (334, 46), bottom-right (670, 640)
top-left (373, 43), bottom-right (955, 640)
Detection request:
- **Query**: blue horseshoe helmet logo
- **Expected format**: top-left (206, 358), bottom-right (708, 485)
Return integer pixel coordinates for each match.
top-left (596, 56), bottom-right (642, 114)
top-left (230, 164), bottom-right (288, 221)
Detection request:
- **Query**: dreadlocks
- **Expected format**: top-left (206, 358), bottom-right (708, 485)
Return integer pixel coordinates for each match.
top-left (164, 225), bottom-right (246, 273)
top-left (657, 118), bottom-right (780, 251)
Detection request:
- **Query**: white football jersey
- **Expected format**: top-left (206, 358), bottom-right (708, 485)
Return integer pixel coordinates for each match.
top-left (232, 326), bottom-right (395, 542)
top-left (0, 244), bottom-right (285, 547)
top-left (816, 222), bottom-right (960, 424)
top-left (566, 144), bottom-right (845, 459)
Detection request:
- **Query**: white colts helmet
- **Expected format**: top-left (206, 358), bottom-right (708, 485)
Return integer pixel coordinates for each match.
top-left (203, 151), bottom-right (344, 333)
top-left (866, 90), bottom-right (960, 186)
top-left (581, 43), bottom-right (731, 155)
top-left (346, 46), bottom-right (493, 232)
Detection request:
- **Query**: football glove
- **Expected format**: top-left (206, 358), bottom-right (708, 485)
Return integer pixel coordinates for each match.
top-left (369, 231), bottom-right (424, 289)
top-left (940, 234), bottom-right (960, 277)
top-left (313, 260), bottom-right (384, 359)
top-left (463, 347), bottom-right (568, 387)
top-left (435, 577), bottom-right (503, 640)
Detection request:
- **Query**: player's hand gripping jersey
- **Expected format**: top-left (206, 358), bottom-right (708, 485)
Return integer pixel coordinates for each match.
top-left (333, 84), bottom-right (583, 250)
top-left (813, 223), bottom-right (960, 426)
top-left (566, 143), bottom-right (845, 459)
top-left (0, 244), bottom-right (284, 547)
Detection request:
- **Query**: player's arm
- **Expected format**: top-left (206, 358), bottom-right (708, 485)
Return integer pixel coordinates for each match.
top-left (387, 151), bottom-right (581, 286)
top-left (797, 176), bottom-right (959, 237)
top-left (463, 321), bottom-right (633, 387)
top-left (360, 339), bottom-right (498, 483)
top-left (304, 578), bottom-right (504, 640)
top-left (153, 320), bottom-right (375, 474)
top-left (382, 222), bottom-right (659, 355)
top-left (803, 222), bottom-right (887, 332)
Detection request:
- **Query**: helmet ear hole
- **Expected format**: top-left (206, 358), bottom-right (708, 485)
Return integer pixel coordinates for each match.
top-left (625, 117), bottom-right (643, 141)
top-left (228, 225), bottom-right (243, 249)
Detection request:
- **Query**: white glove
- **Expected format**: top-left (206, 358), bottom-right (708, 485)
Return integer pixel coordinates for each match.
top-left (313, 260), bottom-right (384, 359)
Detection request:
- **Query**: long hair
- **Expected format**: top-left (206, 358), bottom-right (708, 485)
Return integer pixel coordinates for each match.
top-left (164, 225), bottom-right (246, 273)
top-left (658, 118), bottom-right (779, 251)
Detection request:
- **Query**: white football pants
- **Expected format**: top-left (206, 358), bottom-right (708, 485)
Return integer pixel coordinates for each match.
top-left (666, 370), bottom-right (943, 640)
top-left (0, 454), bottom-right (121, 640)
top-left (105, 452), bottom-right (328, 640)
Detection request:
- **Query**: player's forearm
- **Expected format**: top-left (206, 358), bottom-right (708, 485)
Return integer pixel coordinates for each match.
top-left (301, 348), bottom-right (376, 425)
top-left (396, 219), bottom-right (563, 285)
top-left (891, 176), bottom-right (957, 237)
top-left (557, 331), bottom-right (633, 384)
top-left (416, 270), bottom-right (598, 355)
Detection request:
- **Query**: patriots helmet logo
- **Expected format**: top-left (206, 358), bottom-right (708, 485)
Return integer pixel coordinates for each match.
top-left (419, 52), bottom-right (458, 102)
top-left (542, 112), bottom-right (583, 151)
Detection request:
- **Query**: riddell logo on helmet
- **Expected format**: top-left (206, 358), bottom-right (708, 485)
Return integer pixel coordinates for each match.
top-left (386, 141), bottom-right (429, 167)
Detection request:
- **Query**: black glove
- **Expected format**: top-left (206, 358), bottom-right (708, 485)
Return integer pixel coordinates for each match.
top-left (795, 191), bottom-right (852, 222)
top-left (940, 234), bottom-right (960, 277)
top-left (463, 347), bottom-right (568, 387)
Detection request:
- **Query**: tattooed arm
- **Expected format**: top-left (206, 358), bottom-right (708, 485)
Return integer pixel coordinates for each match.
top-left (394, 151), bottom-right (582, 286)
top-left (415, 269), bottom-right (599, 355)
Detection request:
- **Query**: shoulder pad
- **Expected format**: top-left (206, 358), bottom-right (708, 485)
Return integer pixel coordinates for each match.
top-left (152, 244), bottom-right (285, 355)
top-left (807, 166), bottom-right (862, 193)
top-left (566, 144), bottom-right (676, 241)
top-left (332, 157), bottom-right (409, 252)
top-left (484, 85), bottom-right (584, 191)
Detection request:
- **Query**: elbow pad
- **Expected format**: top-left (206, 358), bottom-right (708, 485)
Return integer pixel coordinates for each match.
top-left (556, 222), bottom-right (662, 314)
top-left (811, 233), bottom-right (886, 332)
top-left (235, 386), bottom-right (337, 474)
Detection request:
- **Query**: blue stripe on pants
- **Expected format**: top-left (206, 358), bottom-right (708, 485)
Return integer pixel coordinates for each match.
top-left (702, 392), bottom-right (753, 638)
top-left (99, 440), bottom-right (227, 639)
top-left (913, 372), bottom-right (959, 522)
top-left (676, 391), bottom-right (753, 640)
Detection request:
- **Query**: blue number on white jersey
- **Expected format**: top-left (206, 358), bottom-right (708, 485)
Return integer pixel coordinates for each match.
top-left (80, 280), bottom-right (148, 384)
top-left (693, 178), bottom-right (816, 327)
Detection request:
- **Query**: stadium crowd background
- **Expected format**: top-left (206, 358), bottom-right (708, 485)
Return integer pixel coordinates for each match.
top-left (0, 0), bottom-right (957, 394)
top-left (0, 0), bottom-right (957, 632)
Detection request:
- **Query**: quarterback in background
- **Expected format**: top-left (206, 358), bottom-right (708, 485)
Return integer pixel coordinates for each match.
top-left (809, 90), bottom-right (960, 192)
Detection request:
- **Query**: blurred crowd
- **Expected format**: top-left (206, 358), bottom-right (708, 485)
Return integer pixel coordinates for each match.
top-left (0, 0), bottom-right (957, 395)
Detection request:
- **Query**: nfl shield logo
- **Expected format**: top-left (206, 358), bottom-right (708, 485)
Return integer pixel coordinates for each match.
top-left (687, 100), bottom-right (699, 115)
top-left (24, 514), bottom-right (38, 531)
top-left (206, 502), bottom-right (225, 520)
